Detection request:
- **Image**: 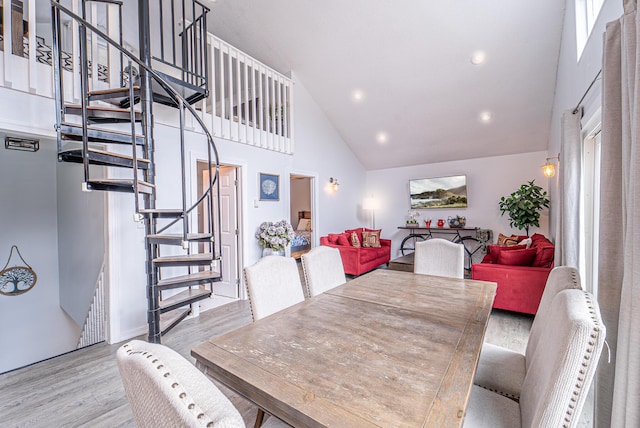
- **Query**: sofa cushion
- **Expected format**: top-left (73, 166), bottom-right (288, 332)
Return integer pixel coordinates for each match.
top-left (359, 246), bottom-right (387, 264)
top-left (497, 248), bottom-right (537, 266)
top-left (336, 233), bottom-right (350, 246)
top-left (362, 230), bottom-right (381, 248)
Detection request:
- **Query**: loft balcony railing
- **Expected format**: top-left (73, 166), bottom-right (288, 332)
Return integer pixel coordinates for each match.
top-left (0, 0), bottom-right (293, 154)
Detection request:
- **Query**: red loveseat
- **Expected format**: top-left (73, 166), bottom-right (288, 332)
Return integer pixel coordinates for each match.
top-left (471, 233), bottom-right (555, 315)
top-left (320, 228), bottom-right (391, 276)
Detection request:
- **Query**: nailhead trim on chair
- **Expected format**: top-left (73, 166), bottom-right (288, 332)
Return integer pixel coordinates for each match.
top-left (476, 385), bottom-right (520, 402)
top-left (243, 270), bottom-right (257, 322)
top-left (561, 291), bottom-right (603, 428)
top-left (122, 344), bottom-right (215, 427)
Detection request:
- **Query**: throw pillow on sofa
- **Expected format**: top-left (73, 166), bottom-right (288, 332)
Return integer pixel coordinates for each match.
top-left (497, 247), bottom-right (537, 266)
top-left (345, 228), bottom-right (365, 244)
top-left (336, 233), bottom-right (350, 246)
top-left (362, 230), bottom-right (381, 248)
top-left (350, 231), bottom-right (361, 247)
top-left (327, 233), bottom-right (342, 244)
top-left (484, 244), bottom-right (527, 263)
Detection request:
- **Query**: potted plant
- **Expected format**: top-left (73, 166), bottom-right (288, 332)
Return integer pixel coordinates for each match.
top-left (498, 180), bottom-right (550, 236)
top-left (255, 219), bottom-right (295, 256)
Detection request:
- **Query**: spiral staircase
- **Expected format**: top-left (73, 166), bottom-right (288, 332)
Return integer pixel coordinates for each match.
top-left (50, 0), bottom-right (221, 343)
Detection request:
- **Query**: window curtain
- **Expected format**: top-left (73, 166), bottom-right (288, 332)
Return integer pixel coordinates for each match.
top-left (555, 108), bottom-right (582, 267)
top-left (596, 0), bottom-right (640, 425)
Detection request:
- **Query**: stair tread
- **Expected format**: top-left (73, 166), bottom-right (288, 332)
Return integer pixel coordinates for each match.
top-left (61, 122), bottom-right (144, 139)
top-left (64, 104), bottom-right (141, 114)
top-left (157, 270), bottom-right (221, 287)
top-left (159, 288), bottom-right (211, 311)
top-left (159, 309), bottom-right (190, 336)
top-left (148, 233), bottom-right (212, 241)
top-left (88, 86), bottom-right (140, 97)
top-left (60, 147), bottom-right (150, 163)
top-left (91, 178), bottom-right (155, 188)
top-left (153, 253), bottom-right (213, 263)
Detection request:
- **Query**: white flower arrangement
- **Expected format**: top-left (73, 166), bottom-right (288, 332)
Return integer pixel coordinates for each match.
top-left (255, 220), bottom-right (295, 251)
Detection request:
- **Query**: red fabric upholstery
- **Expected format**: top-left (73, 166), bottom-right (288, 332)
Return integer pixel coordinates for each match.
top-left (471, 234), bottom-right (555, 315)
top-left (320, 233), bottom-right (391, 276)
top-left (472, 263), bottom-right (552, 314)
top-left (497, 248), bottom-right (537, 266)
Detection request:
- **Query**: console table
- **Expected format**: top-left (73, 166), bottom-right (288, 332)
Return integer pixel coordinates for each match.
top-left (397, 226), bottom-right (492, 272)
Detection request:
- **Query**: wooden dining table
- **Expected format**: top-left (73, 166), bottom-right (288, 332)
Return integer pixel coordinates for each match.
top-left (191, 269), bottom-right (497, 427)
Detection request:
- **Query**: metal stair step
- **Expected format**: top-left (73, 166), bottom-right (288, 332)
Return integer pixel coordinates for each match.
top-left (160, 308), bottom-right (190, 336)
top-left (150, 70), bottom-right (208, 107)
top-left (88, 86), bottom-right (140, 107)
top-left (147, 233), bottom-right (212, 245)
top-left (64, 104), bottom-right (142, 123)
top-left (59, 148), bottom-right (149, 169)
top-left (138, 208), bottom-right (184, 218)
top-left (159, 288), bottom-right (212, 313)
top-left (60, 123), bottom-right (145, 146)
top-left (157, 270), bottom-right (222, 290)
top-left (86, 179), bottom-right (154, 194)
top-left (153, 253), bottom-right (214, 267)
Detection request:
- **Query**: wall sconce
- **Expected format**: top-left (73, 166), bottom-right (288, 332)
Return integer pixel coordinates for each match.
top-left (5, 136), bottom-right (39, 152)
top-left (541, 155), bottom-right (559, 178)
top-left (329, 177), bottom-right (339, 191)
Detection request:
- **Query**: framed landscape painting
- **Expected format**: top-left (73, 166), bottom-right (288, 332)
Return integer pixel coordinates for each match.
top-left (259, 173), bottom-right (280, 201)
top-left (409, 175), bottom-right (468, 209)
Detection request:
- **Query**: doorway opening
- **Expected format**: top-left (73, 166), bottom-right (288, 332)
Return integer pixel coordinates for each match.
top-left (197, 162), bottom-right (242, 309)
top-left (290, 174), bottom-right (315, 260)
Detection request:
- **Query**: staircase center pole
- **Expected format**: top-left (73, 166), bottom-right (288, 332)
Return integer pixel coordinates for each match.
top-left (139, 0), bottom-right (160, 343)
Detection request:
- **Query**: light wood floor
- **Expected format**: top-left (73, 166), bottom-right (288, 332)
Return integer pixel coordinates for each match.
top-left (0, 279), bottom-right (534, 428)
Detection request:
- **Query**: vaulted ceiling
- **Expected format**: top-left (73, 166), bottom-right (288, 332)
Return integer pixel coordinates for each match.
top-left (208, 1), bottom-right (565, 170)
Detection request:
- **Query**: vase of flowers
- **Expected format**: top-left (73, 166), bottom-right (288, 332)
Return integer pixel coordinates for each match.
top-left (255, 219), bottom-right (295, 257)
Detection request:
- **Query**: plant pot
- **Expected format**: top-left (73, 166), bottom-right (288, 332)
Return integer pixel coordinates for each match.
top-left (262, 247), bottom-right (285, 257)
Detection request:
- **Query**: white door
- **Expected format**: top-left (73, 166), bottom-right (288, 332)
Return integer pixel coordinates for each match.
top-left (203, 165), bottom-right (240, 298)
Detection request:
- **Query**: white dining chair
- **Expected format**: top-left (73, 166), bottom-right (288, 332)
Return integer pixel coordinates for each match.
top-left (413, 238), bottom-right (464, 278)
top-left (116, 339), bottom-right (287, 428)
top-left (301, 246), bottom-right (346, 297)
top-left (473, 266), bottom-right (582, 400)
top-left (244, 255), bottom-right (305, 321)
top-left (463, 289), bottom-right (605, 428)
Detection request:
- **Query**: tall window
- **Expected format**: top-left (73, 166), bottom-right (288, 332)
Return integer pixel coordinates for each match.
top-left (580, 124), bottom-right (601, 297)
top-left (576, 0), bottom-right (605, 58)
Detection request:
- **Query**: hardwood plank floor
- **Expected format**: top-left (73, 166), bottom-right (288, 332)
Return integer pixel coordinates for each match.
top-left (0, 274), bottom-right (534, 428)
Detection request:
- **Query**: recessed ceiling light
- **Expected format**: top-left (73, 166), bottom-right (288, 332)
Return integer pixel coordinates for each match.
top-left (471, 51), bottom-right (487, 65)
top-left (479, 111), bottom-right (493, 123)
top-left (376, 132), bottom-right (388, 144)
top-left (352, 89), bottom-right (365, 102)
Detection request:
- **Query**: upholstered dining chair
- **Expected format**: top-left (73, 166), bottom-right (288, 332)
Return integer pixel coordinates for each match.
top-left (116, 339), bottom-right (287, 428)
top-left (413, 238), bottom-right (464, 278)
top-left (473, 266), bottom-right (582, 400)
top-left (301, 246), bottom-right (346, 297)
top-left (244, 255), bottom-right (305, 321)
top-left (463, 289), bottom-right (605, 428)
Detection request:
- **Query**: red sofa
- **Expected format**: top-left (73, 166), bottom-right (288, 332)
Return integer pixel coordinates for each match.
top-left (320, 228), bottom-right (391, 276)
top-left (471, 233), bottom-right (555, 315)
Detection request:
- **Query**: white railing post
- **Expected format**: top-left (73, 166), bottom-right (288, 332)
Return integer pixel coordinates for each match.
top-left (3, 0), bottom-right (14, 87)
top-left (28, 0), bottom-right (36, 93)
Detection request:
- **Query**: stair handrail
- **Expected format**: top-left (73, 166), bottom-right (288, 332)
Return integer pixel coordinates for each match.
top-left (51, 0), bottom-right (221, 254)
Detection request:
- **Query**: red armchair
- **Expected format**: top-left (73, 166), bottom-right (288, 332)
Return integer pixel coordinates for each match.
top-left (320, 228), bottom-right (391, 276)
top-left (471, 233), bottom-right (555, 315)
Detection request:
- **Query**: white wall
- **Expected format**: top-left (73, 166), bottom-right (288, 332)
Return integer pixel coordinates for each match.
top-left (106, 74), bottom-right (368, 343)
top-left (0, 139), bottom-right (79, 374)
top-left (366, 151), bottom-right (551, 258)
top-left (547, 0), bottom-right (623, 239)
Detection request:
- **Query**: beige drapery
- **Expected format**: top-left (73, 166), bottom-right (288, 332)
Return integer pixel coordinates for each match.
top-left (596, 0), bottom-right (640, 425)
top-left (555, 108), bottom-right (582, 267)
